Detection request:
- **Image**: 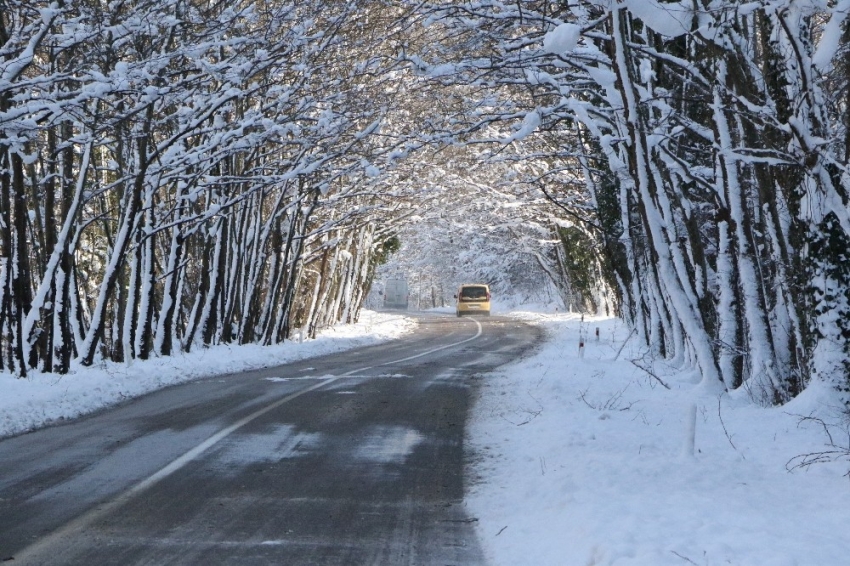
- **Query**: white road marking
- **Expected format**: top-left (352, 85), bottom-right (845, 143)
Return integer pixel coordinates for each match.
top-left (344, 317), bottom-right (483, 376)
top-left (14, 316), bottom-right (484, 562)
top-left (263, 374), bottom-right (334, 382)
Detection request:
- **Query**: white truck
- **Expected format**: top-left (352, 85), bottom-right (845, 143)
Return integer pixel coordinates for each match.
top-left (383, 279), bottom-right (409, 309)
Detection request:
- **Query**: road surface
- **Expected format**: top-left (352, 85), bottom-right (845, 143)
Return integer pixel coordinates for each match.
top-left (0, 313), bottom-right (541, 565)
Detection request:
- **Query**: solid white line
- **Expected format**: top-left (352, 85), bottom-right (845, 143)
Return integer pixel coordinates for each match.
top-left (378, 317), bottom-right (482, 365)
top-left (14, 315), bottom-right (484, 562)
top-left (341, 317), bottom-right (482, 374)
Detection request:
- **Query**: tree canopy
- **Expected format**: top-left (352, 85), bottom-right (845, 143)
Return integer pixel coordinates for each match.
top-left (2, 0), bottom-right (849, 408)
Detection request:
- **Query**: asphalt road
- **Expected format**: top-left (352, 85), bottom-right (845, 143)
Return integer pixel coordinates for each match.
top-left (0, 313), bottom-right (541, 565)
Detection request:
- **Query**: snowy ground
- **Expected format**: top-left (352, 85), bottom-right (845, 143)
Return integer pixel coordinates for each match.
top-left (468, 312), bottom-right (850, 566)
top-left (0, 310), bottom-right (415, 439)
top-left (4, 309), bottom-right (849, 565)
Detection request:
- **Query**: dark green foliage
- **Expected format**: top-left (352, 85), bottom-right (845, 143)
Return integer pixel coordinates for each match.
top-left (590, 161), bottom-right (629, 320)
top-left (809, 213), bottom-right (850, 403)
top-left (558, 226), bottom-right (601, 313)
top-left (375, 235), bottom-right (401, 265)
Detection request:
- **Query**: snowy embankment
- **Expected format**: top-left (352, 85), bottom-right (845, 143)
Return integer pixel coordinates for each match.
top-left (469, 312), bottom-right (850, 566)
top-left (0, 310), bottom-right (416, 440)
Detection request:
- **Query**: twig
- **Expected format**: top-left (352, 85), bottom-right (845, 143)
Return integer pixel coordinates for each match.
top-left (785, 413), bottom-right (850, 477)
top-left (516, 410), bottom-right (541, 426)
top-left (791, 413), bottom-right (835, 445)
top-left (496, 525), bottom-right (508, 536)
top-left (613, 328), bottom-right (637, 360)
top-left (577, 386), bottom-right (635, 412)
top-left (629, 359), bottom-right (671, 389)
top-left (670, 550), bottom-right (699, 565)
top-left (717, 394), bottom-right (744, 459)
top-left (499, 409), bottom-right (542, 427)
top-left (788, 450), bottom-right (848, 472)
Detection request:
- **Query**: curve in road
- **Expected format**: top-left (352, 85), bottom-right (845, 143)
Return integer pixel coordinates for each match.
top-left (0, 313), bottom-right (541, 565)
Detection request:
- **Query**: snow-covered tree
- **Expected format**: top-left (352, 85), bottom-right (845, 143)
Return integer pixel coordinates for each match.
top-left (0, 0), bottom-right (415, 374)
top-left (408, 0), bottom-right (850, 405)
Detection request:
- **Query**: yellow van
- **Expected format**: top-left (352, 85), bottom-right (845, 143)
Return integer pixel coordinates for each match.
top-left (455, 284), bottom-right (491, 317)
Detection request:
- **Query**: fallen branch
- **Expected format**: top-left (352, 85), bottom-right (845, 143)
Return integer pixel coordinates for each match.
top-left (670, 550), bottom-right (699, 565)
top-left (613, 328), bottom-right (637, 360)
top-left (629, 359), bottom-right (672, 390)
top-left (578, 386), bottom-right (635, 412)
top-left (785, 413), bottom-right (850, 477)
top-left (717, 394), bottom-right (744, 459)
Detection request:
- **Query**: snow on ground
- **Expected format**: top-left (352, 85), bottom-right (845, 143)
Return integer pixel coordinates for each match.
top-left (468, 312), bottom-right (850, 566)
top-left (0, 310), bottom-right (415, 440)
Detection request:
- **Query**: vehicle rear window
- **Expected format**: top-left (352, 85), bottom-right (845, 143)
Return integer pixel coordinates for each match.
top-left (460, 286), bottom-right (488, 300)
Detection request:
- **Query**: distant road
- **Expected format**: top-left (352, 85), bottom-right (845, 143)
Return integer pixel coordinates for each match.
top-left (0, 313), bottom-right (541, 565)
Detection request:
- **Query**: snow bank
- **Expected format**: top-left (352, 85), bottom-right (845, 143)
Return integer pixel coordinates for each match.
top-left (469, 312), bottom-right (850, 566)
top-left (0, 310), bottom-right (416, 439)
